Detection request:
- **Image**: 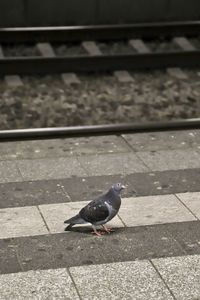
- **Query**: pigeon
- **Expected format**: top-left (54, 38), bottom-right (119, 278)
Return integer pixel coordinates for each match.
top-left (64, 183), bottom-right (125, 236)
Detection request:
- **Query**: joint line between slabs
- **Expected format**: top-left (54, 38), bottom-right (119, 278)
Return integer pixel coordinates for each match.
top-left (67, 268), bottom-right (83, 300)
top-left (119, 135), bottom-right (135, 152)
top-left (15, 163), bottom-right (24, 182)
top-left (37, 206), bottom-right (51, 233)
top-left (117, 213), bottom-right (127, 227)
top-left (175, 194), bottom-right (199, 221)
top-left (149, 260), bottom-right (176, 300)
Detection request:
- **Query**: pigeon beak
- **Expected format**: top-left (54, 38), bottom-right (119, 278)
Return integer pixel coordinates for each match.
top-left (121, 185), bottom-right (126, 189)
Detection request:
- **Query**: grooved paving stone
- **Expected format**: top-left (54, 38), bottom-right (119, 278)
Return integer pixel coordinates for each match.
top-left (61, 169), bottom-right (200, 202)
top-left (78, 153), bottom-right (149, 176)
top-left (163, 221), bottom-right (200, 255)
top-left (137, 149), bottom-right (200, 171)
top-left (0, 239), bottom-right (22, 274)
top-left (153, 254), bottom-right (200, 300)
top-left (119, 194), bottom-right (196, 227)
top-left (0, 180), bottom-right (68, 208)
top-left (61, 175), bottom-right (125, 202)
top-left (176, 192), bottom-right (200, 219)
top-left (70, 260), bottom-right (173, 300)
top-left (0, 136), bottom-right (129, 160)
top-left (0, 206), bottom-right (48, 239)
top-left (2, 169), bottom-right (200, 208)
top-left (122, 130), bottom-right (200, 152)
top-left (17, 157), bottom-right (87, 181)
top-left (0, 161), bottom-right (23, 183)
top-left (0, 268), bottom-right (80, 300)
top-left (0, 224), bottom-right (188, 274)
top-left (2, 168), bottom-right (200, 208)
top-left (39, 202), bottom-right (124, 233)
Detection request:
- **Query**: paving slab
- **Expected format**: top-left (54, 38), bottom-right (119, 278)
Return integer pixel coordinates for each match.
top-left (61, 175), bottom-right (125, 202)
top-left (3, 169), bottom-right (200, 208)
top-left (122, 130), bottom-right (200, 152)
top-left (70, 260), bottom-right (173, 300)
top-left (176, 192), bottom-right (200, 219)
top-left (0, 223), bottom-right (188, 274)
top-left (78, 153), bottom-right (149, 176)
top-left (153, 254), bottom-right (200, 300)
top-left (0, 268), bottom-right (80, 300)
top-left (17, 157), bottom-right (87, 181)
top-left (163, 221), bottom-right (200, 255)
top-left (0, 239), bottom-right (22, 274)
top-left (0, 180), bottom-right (68, 208)
top-left (0, 161), bottom-right (23, 183)
top-left (0, 206), bottom-right (48, 239)
top-left (39, 202), bottom-right (124, 233)
top-left (0, 136), bottom-right (129, 160)
top-left (119, 194), bottom-right (196, 227)
top-left (137, 149), bottom-right (200, 171)
top-left (59, 169), bottom-right (200, 202)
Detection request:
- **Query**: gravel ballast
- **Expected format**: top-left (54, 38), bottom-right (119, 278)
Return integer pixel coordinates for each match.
top-left (0, 70), bottom-right (200, 130)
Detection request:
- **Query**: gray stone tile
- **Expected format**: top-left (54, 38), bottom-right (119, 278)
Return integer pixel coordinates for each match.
top-left (0, 239), bottom-right (22, 274)
top-left (153, 254), bottom-right (200, 300)
top-left (176, 192), bottom-right (200, 219)
top-left (78, 153), bottom-right (149, 176)
top-left (61, 175), bottom-right (123, 202)
top-left (70, 260), bottom-right (173, 300)
top-left (123, 130), bottom-right (200, 152)
top-left (0, 161), bottom-right (23, 183)
top-left (163, 221), bottom-right (200, 255)
top-left (39, 202), bottom-right (124, 233)
top-left (0, 180), bottom-right (68, 208)
top-left (61, 168), bottom-right (200, 202)
top-left (119, 194), bottom-right (196, 227)
top-left (0, 224), bottom-right (186, 274)
top-left (0, 136), bottom-right (129, 160)
top-left (137, 149), bottom-right (200, 171)
top-left (0, 206), bottom-right (48, 239)
top-left (0, 268), bottom-right (80, 299)
top-left (17, 157), bottom-right (87, 181)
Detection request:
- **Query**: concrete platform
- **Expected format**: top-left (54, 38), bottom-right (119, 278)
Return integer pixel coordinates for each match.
top-left (1, 129), bottom-right (200, 299)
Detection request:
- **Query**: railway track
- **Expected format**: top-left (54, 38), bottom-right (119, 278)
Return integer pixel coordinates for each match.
top-left (0, 21), bottom-right (200, 75)
top-left (1, 119), bottom-right (200, 141)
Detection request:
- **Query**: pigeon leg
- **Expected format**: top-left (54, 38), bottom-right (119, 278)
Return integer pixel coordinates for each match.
top-left (102, 225), bottom-right (114, 233)
top-left (91, 225), bottom-right (105, 237)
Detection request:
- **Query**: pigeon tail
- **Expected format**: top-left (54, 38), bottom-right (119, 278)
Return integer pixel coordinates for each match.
top-left (64, 214), bottom-right (85, 225)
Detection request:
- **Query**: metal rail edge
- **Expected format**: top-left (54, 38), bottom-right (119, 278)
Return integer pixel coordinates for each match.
top-left (0, 20), bottom-right (200, 42)
top-left (1, 118), bottom-right (200, 141)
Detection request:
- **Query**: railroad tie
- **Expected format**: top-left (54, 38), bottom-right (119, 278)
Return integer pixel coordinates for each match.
top-left (129, 39), bottom-right (151, 54)
top-left (129, 38), bottom-right (188, 80)
top-left (173, 37), bottom-right (196, 51)
top-left (36, 42), bottom-right (80, 85)
top-left (82, 41), bottom-right (134, 83)
top-left (0, 45), bottom-right (23, 87)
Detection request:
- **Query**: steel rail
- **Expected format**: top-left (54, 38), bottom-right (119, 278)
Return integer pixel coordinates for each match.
top-left (0, 21), bottom-right (200, 43)
top-left (1, 119), bottom-right (200, 141)
top-left (0, 50), bottom-right (199, 75)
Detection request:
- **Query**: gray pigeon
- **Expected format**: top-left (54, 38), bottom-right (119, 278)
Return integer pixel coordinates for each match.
top-left (64, 183), bottom-right (125, 236)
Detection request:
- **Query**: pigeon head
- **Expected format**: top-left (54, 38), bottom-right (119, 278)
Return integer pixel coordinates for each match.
top-left (111, 183), bottom-right (125, 193)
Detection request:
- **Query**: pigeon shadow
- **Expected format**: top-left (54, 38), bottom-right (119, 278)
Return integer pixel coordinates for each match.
top-left (64, 226), bottom-right (122, 236)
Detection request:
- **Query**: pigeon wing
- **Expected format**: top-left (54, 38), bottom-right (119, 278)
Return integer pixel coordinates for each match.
top-left (79, 198), bottom-right (109, 223)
